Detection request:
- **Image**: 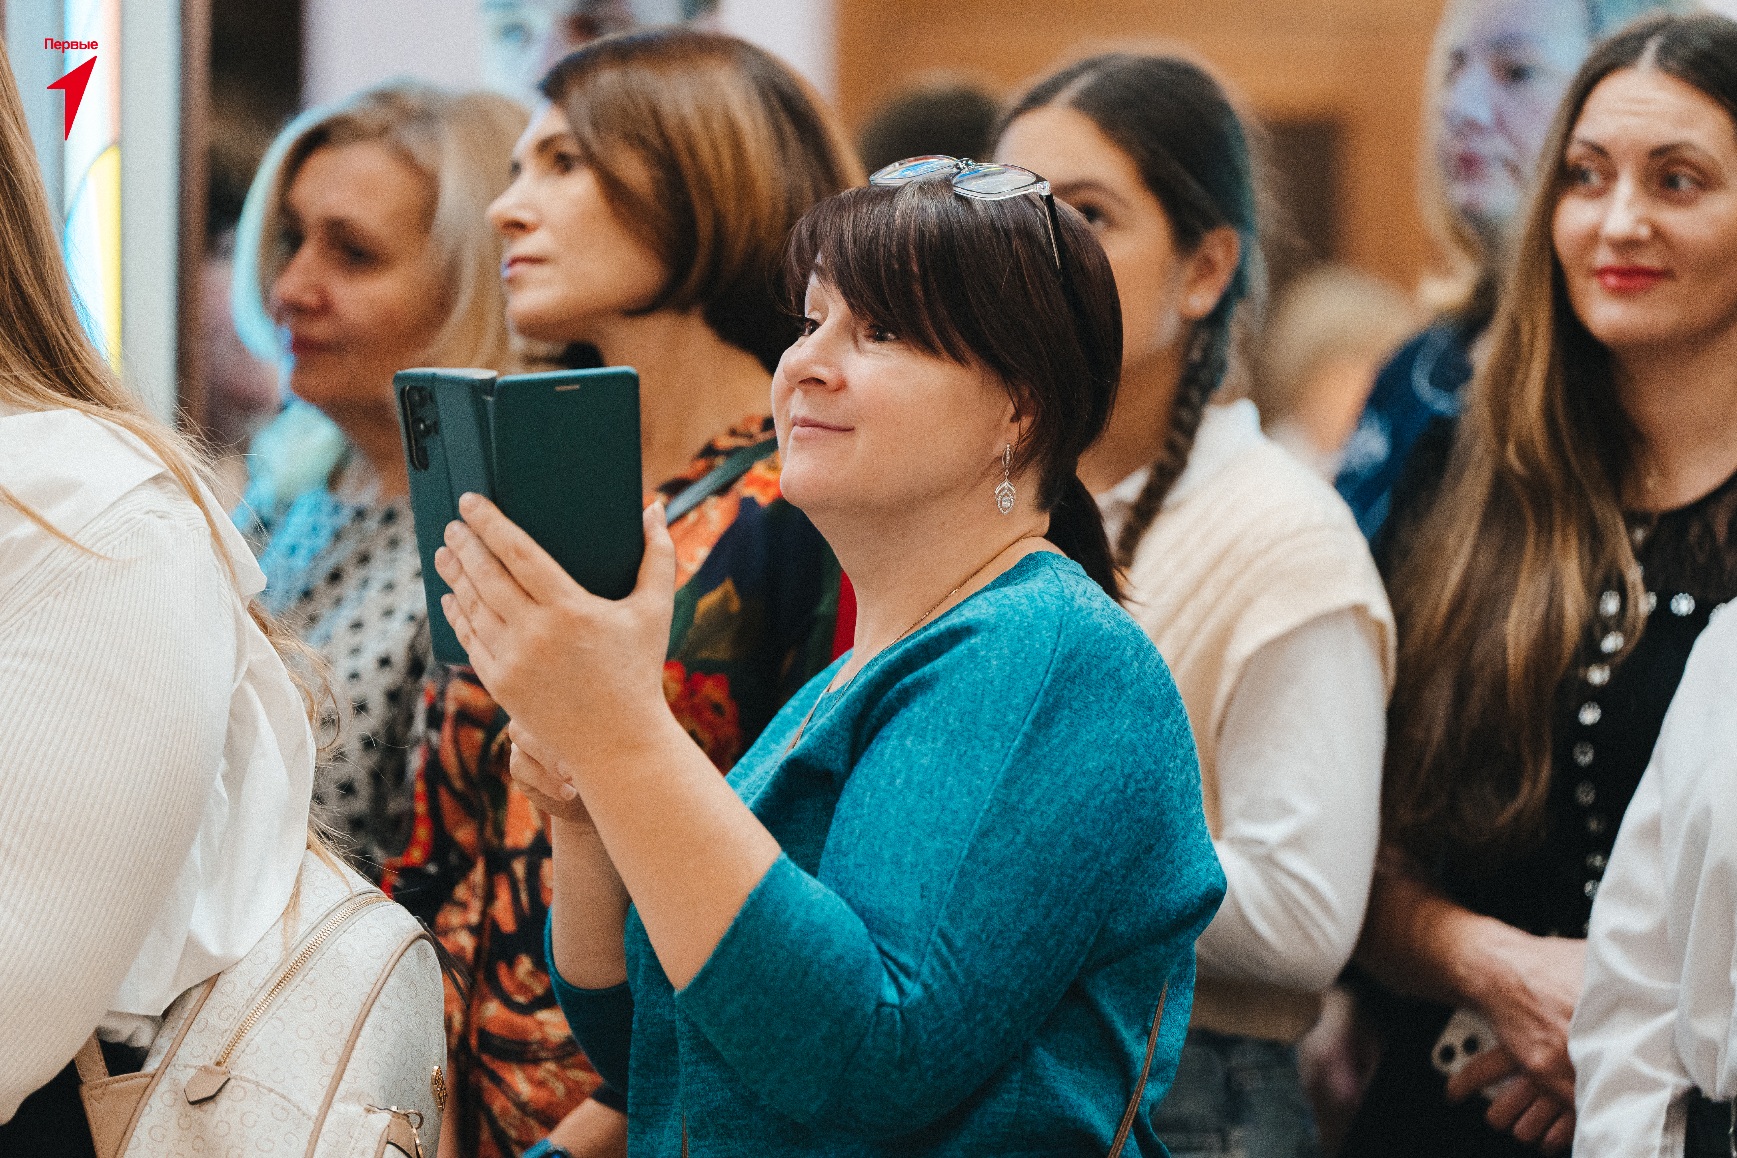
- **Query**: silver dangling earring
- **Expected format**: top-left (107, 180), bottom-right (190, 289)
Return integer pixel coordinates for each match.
top-left (995, 444), bottom-right (1016, 515)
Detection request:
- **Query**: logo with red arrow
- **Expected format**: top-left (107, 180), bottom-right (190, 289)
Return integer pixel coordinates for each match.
top-left (48, 56), bottom-right (98, 140)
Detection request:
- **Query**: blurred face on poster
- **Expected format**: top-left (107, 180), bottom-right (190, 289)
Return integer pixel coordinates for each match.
top-left (480, 0), bottom-right (633, 102)
top-left (478, 0), bottom-right (721, 105)
top-left (1435, 0), bottom-right (1591, 234)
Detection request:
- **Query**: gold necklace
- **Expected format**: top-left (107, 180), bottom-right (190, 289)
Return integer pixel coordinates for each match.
top-left (784, 533), bottom-right (1046, 752)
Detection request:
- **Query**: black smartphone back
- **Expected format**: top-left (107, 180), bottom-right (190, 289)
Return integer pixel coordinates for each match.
top-left (490, 367), bottom-right (644, 602)
top-left (396, 366), bottom-right (644, 667)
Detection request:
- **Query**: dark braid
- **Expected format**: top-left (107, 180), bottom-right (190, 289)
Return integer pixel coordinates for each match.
top-left (1004, 53), bottom-right (1260, 575)
top-left (1113, 310), bottom-right (1233, 569)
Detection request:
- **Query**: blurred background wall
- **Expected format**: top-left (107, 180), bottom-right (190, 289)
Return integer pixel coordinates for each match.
top-left (301, 0), bottom-right (833, 108)
top-left (286, 0), bottom-right (1454, 337)
top-left (837, 0), bottom-right (1447, 291)
top-left (2, 0), bottom-right (1447, 426)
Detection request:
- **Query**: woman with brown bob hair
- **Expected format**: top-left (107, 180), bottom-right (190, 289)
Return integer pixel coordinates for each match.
top-left (431, 154), bottom-right (1223, 1151)
top-left (379, 28), bottom-right (861, 1158)
top-left (1348, 12), bottom-right (1737, 1155)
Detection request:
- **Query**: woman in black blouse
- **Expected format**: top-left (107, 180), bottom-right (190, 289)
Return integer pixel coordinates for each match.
top-left (1346, 13), bottom-right (1737, 1156)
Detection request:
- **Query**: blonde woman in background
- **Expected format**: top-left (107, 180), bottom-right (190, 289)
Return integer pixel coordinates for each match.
top-left (0, 49), bottom-right (315, 1155)
top-left (230, 84), bottom-right (526, 873)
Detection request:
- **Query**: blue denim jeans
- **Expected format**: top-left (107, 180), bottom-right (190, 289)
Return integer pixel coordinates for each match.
top-left (1151, 1028), bottom-right (1322, 1158)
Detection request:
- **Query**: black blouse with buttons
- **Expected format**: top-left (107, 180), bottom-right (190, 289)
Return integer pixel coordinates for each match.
top-left (1344, 454), bottom-right (1737, 1158)
top-left (1446, 475), bottom-right (1737, 939)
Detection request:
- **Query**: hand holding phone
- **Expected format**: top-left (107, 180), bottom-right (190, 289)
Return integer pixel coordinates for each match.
top-left (1432, 1007), bottom-right (1514, 1101)
top-left (397, 366), bottom-right (644, 666)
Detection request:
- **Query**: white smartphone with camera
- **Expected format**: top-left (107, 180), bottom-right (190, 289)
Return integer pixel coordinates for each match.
top-left (1431, 1007), bottom-right (1512, 1099)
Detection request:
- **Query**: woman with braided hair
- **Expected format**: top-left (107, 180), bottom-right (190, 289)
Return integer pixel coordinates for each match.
top-left (999, 52), bottom-right (1393, 1155)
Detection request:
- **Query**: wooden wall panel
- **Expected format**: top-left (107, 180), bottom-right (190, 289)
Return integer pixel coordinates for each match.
top-left (835, 0), bottom-right (1449, 290)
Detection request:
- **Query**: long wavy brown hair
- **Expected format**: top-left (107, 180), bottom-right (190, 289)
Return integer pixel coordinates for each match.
top-left (0, 47), bottom-right (331, 735)
top-left (1384, 13), bottom-right (1737, 860)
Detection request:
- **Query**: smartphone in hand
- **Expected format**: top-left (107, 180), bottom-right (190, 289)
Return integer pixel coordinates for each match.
top-left (396, 366), bottom-right (643, 666)
top-left (1431, 1007), bottom-right (1515, 1101)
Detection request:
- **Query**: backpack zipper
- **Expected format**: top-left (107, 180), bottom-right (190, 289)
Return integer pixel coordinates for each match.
top-left (185, 891), bottom-right (391, 1104)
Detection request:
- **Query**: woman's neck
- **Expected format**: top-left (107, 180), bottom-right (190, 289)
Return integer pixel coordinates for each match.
top-left (334, 407), bottom-right (409, 502)
top-left (590, 311), bottom-right (773, 491)
top-left (816, 490), bottom-right (1052, 683)
top-left (1616, 324), bottom-right (1737, 512)
top-left (1077, 343), bottom-right (1184, 496)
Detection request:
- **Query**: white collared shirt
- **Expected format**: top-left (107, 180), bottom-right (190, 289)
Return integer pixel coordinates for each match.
top-left (1571, 602), bottom-right (1737, 1157)
top-left (0, 404), bottom-right (312, 1121)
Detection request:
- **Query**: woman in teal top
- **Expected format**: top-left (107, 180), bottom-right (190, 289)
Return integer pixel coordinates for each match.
top-left (432, 160), bottom-right (1225, 1155)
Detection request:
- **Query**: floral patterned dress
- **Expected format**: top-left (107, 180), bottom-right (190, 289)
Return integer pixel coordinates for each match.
top-left (380, 416), bottom-right (848, 1158)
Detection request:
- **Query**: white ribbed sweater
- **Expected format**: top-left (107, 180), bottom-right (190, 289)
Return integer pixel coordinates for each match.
top-left (0, 406), bottom-right (312, 1122)
top-left (1104, 402), bottom-right (1395, 1043)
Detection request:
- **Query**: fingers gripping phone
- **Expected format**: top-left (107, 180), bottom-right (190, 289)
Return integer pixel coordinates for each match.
top-left (1431, 1007), bottom-right (1512, 1100)
top-left (396, 366), bottom-right (644, 666)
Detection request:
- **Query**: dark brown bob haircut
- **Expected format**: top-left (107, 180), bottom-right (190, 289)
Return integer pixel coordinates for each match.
top-left (540, 28), bottom-right (862, 372)
top-left (783, 179), bottom-right (1125, 597)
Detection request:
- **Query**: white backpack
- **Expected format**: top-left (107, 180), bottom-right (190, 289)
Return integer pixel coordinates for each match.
top-left (74, 848), bottom-right (448, 1158)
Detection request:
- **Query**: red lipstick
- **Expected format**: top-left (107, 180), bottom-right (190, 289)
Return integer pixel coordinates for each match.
top-left (1595, 265), bottom-right (1668, 294)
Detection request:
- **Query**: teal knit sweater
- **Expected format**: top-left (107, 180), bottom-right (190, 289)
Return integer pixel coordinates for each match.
top-left (551, 551), bottom-right (1224, 1156)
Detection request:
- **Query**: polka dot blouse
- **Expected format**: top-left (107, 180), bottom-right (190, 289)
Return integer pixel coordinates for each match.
top-left (258, 490), bottom-right (428, 875)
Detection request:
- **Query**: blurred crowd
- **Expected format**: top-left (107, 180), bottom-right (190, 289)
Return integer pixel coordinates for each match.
top-left (4, 1), bottom-right (1737, 1157)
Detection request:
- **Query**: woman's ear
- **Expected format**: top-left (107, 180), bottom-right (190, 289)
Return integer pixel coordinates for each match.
top-left (1179, 225), bottom-right (1242, 322)
top-left (1003, 388), bottom-right (1038, 453)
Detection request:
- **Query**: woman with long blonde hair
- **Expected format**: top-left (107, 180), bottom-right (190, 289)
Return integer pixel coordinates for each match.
top-left (231, 83), bottom-right (526, 873)
top-left (1348, 13), bottom-right (1737, 1154)
top-left (0, 48), bottom-right (315, 1154)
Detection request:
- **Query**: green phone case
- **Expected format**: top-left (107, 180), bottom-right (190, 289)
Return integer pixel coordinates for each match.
top-left (396, 366), bottom-right (644, 667)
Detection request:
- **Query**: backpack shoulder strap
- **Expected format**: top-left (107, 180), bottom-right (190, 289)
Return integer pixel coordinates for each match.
top-left (1108, 983), bottom-right (1169, 1158)
top-left (78, 978), bottom-right (219, 1158)
top-left (73, 1036), bottom-right (108, 1084)
top-left (663, 437), bottom-right (779, 525)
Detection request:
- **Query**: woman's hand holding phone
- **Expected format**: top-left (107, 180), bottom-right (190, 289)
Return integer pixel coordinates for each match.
top-left (434, 492), bottom-right (679, 768)
top-left (437, 489), bottom-right (781, 990)
top-left (1445, 1047), bottom-right (1574, 1153)
top-left (1443, 929), bottom-right (1585, 1154)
